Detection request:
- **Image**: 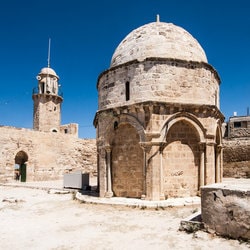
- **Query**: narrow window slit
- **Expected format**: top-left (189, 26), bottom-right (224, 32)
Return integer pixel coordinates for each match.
top-left (125, 81), bottom-right (130, 101)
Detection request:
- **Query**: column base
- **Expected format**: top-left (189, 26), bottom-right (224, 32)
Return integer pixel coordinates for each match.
top-left (105, 191), bottom-right (113, 198)
top-left (160, 194), bottom-right (165, 200)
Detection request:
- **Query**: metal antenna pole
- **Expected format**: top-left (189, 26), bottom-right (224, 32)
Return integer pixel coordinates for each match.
top-left (47, 38), bottom-right (51, 68)
top-left (156, 14), bottom-right (160, 22)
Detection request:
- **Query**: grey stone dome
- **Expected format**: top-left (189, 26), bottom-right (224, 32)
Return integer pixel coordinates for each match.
top-left (111, 21), bottom-right (207, 67)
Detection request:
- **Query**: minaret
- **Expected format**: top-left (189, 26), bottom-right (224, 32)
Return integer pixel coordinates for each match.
top-left (32, 40), bottom-right (63, 132)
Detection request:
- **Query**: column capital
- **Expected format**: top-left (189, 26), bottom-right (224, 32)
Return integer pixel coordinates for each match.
top-left (198, 142), bottom-right (206, 151)
top-left (96, 138), bottom-right (104, 147)
top-left (139, 142), bottom-right (152, 152)
top-left (99, 147), bottom-right (106, 157)
top-left (105, 144), bottom-right (112, 153)
top-left (216, 144), bottom-right (223, 152)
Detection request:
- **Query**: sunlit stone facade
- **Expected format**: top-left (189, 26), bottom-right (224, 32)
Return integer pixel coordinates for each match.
top-left (94, 20), bottom-right (224, 200)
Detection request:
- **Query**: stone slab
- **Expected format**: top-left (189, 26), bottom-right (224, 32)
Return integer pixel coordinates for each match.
top-left (201, 181), bottom-right (250, 240)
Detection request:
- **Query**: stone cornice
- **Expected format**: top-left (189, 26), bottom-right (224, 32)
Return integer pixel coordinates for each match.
top-left (94, 101), bottom-right (225, 125)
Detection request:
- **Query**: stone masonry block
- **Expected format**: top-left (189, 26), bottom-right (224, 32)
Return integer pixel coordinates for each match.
top-left (201, 183), bottom-right (250, 240)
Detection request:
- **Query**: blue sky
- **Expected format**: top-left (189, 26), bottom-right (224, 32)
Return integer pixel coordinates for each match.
top-left (0, 0), bottom-right (249, 138)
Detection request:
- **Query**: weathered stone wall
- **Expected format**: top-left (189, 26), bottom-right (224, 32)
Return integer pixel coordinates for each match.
top-left (95, 58), bottom-right (223, 200)
top-left (201, 183), bottom-right (250, 240)
top-left (112, 124), bottom-right (143, 198)
top-left (98, 59), bottom-right (220, 111)
top-left (0, 126), bottom-right (97, 183)
top-left (228, 128), bottom-right (250, 138)
top-left (223, 139), bottom-right (250, 178)
top-left (96, 102), bottom-right (223, 200)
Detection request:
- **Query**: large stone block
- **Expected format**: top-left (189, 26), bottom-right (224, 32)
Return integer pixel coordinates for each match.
top-left (201, 182), bottom-right (250, 240)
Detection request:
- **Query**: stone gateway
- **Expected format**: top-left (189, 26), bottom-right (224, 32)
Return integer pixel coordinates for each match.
top-left (94, 19), bottom-right (224, 200)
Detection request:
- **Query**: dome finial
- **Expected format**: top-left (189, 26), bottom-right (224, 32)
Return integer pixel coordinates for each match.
top-left (156, 14), bottom-right (160, 22)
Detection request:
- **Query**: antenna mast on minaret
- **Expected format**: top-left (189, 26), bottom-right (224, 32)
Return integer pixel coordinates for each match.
top-left (156, 14), bottom-right (160, 22)
top-left (47, 38), bottom-right (51, 68)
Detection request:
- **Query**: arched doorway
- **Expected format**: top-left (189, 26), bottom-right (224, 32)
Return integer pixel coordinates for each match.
top-left (14, 151), bottom-right (28, 182)
top-left (163, 120), bottom-right (200, 197)
top-left (111, 123), bottom-right (143, 198)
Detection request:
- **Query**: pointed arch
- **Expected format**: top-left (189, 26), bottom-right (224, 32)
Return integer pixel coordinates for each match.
top-left (159, 113), bottom-right (207, 198)
top-left (100, 113), bottom-right (145, 198)
top-left (104, 113), bottom-right (146, 145)
top-left (160, 112), bottom-right (206, 143)
top-left (162, 119), bottom-right (201, 197)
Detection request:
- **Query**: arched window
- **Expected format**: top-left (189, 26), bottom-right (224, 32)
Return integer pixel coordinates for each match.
top-left (125, 81), bottom-right (130, 101)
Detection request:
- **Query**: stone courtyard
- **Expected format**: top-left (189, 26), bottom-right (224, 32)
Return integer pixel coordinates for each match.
top-left (0, 183), bottom-right (249, 250)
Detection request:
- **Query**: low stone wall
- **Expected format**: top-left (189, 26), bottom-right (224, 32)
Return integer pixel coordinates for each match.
top-left (0, 126), bottom-right (97, 183)
top-left (223, 161), bottom-right (250, 178)
top-left (201, 182), bottom-right (250, 240)
top-left (223, 138), bottom-right (250, 178)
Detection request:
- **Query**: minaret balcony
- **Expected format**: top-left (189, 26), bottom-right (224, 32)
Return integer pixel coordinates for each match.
top-left (32, 87), bottom-right (63, 98)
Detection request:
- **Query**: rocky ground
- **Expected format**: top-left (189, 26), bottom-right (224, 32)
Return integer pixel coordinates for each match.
top-left (0, 186), bottom-right (248, 250)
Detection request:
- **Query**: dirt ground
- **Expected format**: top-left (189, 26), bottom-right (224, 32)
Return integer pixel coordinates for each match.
top-left (0, 186), bottom-right (248, 250)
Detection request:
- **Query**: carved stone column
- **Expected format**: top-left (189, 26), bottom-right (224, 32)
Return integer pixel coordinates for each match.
top-left (98, 146), bottom-right (107, 198)
top-left (205, 141), bottom-right (216, 185)
top-left (105, 145), bottom-right (113, 198)
top-left (198, 142), bottom-right (206, 188)
top-left (220, 146), bottom-right (223, 181)
top-left (159, 143), bottom-right (167, 200)
top-left (139, 142), bottom-right (151, 199)
top-left (215, 144), bottom-right (222, 183)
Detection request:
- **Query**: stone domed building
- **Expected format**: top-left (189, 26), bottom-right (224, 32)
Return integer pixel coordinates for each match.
top-left (94, 18), bottom-right (224, 200)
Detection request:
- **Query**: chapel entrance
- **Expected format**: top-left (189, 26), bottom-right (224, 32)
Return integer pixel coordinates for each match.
top-left (111, 124), bottom-right (143, 198)
top-left (14, 151), bottom-right (28, 182)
